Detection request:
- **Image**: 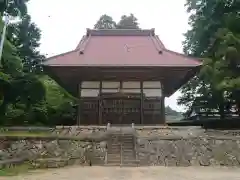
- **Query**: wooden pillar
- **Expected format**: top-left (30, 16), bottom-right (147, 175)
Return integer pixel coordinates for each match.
top-left (140, 81), bottom-right (144, 124)
top-left (160, 96), bottom-right (166, 124)
top-left (98, 81), bottom-right (102, 125)
top-left (160, 84), bottom-right (165, 124)
top-left (77, 82), bottom-right (81, 125)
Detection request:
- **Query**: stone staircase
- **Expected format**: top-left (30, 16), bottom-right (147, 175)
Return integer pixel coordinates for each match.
top-left (106, 127), bottom-right (139, 166)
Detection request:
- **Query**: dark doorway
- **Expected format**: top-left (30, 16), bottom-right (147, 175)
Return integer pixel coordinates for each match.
top-left (101, 93), bottom-right (141, 125)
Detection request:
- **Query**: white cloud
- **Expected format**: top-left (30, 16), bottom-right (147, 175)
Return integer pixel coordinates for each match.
top-left (27, 0), bottom-right (189, 111)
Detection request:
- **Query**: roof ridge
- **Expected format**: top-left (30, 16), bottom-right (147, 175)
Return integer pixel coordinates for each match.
top-left (155, 35), bottom-right (165, 49)
top-left (150, 35), bottom-right (166, 54)
top-left (78, 33), bottom-right (92, 54)
top-left (76, 35), bottom-right (86, 49)
top-left (86, 28), bottom-right (155, 36)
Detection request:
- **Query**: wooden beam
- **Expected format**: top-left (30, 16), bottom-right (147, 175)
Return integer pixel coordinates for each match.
top-left (77, 83), bottom-right (81, 125)
top-left (160, 85), bottom-right (166, 124)
top-left (140, 81), bottom-right (144, 124)
top-left (98, 81), bottom-right (102, 125)
top-left (160, 96), bottom-right (166, 124)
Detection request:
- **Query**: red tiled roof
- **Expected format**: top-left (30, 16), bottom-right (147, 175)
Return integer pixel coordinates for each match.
top-left (43, 29), bottom-right (201, 67)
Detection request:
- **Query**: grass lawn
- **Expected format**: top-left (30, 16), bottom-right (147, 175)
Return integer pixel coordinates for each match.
top-left (0, 130), bottom-right (51, 137)
top-left (0, 163), bottom-right (33, 176)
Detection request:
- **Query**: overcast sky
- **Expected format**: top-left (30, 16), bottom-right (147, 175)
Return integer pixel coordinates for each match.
top-left (27, 0), bottom-right (190, 112)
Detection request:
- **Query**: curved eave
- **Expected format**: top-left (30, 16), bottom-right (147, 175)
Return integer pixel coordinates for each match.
top-left (43, 65), bottom-right (201, 97)
top-left (163, 65), bottom-right (201, 97)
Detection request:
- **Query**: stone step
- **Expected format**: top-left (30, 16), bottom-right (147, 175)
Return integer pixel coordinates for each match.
top-left (109, 137), bottom-right (134, 139)
top-left (121, 144), bottom-right (134, 147)
top-left (108, 153), bottom-right (121, 156)
top-left (108, 148), bottom-right (121, 152)
top-left (107, 154), bottom-right (121, 156)
top-left (122, 154), bottom-right (135, 158)
top-left (109, 140), bottom-right (134, 142)
top-left (109, 145), bottom-right (133, 148)
top-left (108, 149), bottom-right (133, 153)
top-left (122, 158), bottom-right (136, 161)
top-left (122, 152), bottom-right (135, 156)
top-left (108, 146), bottom-right (121, 149)
top-left (108, 144), bottom-right (121, 146)
top-left (108, 155), bottom-right (136, 159)
top-left (105, 162), bottom-right (139, 167)
top-left (121, 146), bottom-right (134, 148)
top-left (121, 140), bottom-right (134, 143)
top-left (122, 149), bottom-right (134, 152)
top-left (109, 136), bottom-right (134, 139)
top-left (107, 160), bottom-right (121, 164)
top-left (122, 149), bottom-right (135, 152)
top-left (120, 141), bottom-right (134, 143)
top-left (122, 159), bottom-right (140, 163)
top-left (107, 159), bottom-right (121, 162)
top-left (104, 163), bottom-right (121, 166)
top-left (107, 144), bottom-right (121, 147)
top-left (122, 156), bottom-right (135, 159)
top-left (107, 160), bottom-right (120, 162)
top-left (107, 154), bottom-right (121, 158)
top-left (109, 144), bottom-right (133, 147)
top-left (121, 141), bottom-right (134, 144)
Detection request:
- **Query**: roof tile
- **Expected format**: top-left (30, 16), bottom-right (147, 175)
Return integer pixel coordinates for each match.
top-left (44, 29), bottom-right (201, 67)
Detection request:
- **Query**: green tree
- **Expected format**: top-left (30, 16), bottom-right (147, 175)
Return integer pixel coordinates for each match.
top-left (0, 1), bottom-right (46, 125)
top-left (117, 14), bottom-right (140, 29)
top-left (94, 14), bottom-right (116, 29)
top-left (0, 0), bottom-right (28, 16)
top-left (178, 0), bottom-right (240, 118)
top-left (41, 76), bottom-right (77, 125)
top-left (1, 0), bottom-right (78, 126)
top-left (8, 14), bottom-right (45, 73)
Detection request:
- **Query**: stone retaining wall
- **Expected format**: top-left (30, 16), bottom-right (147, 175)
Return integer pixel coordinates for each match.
top-left (1, 126), bottom-right (240, 167)
top-left (0, 139), bottom-right (107, 168)
top-left (136, 126), bottom-right (240, 166)
top-left (0, 126), bottom-right (108, 169)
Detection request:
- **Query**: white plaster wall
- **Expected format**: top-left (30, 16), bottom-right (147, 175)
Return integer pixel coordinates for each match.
top-left (143, 89), bottom-right (162, 97)
top-left (80, 81), bottom-right (162, 97)
top-left (102, 81), bottom-right (120, 88)
top-left (122, 81), bottom-right (140, 88)
top-left (81, 81), bottom-right (100, 88)
top-left (143, 81), bottom-right (161, 88)
top-left (81, 89), bottom-right (99, 97)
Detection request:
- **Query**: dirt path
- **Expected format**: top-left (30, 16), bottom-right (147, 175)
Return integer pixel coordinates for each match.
top-left (1, 166), bottom-right (240, 180)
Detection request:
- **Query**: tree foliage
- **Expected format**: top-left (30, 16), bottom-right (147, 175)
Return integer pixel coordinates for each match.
top-left (94, 13), bottom-right (140, 30)
top-left (178, 0), bottom-right (240, 118)
top-left (7, 14), bottom-right (45, 73)
top-left (0, 0), bottom-right (29, 17)
top-left (0, 0), bottom-right (77, 126)
top-left (117, 14), bottom-right (140, 29)
top-left (94, 14), bottom-right (116, 29)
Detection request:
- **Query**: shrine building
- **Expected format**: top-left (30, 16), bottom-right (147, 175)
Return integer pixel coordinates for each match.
top-left (43, 29), bottom-right (201, 125)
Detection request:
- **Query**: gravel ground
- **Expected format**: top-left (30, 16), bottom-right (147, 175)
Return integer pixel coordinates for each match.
top-left (1, 166), bottom-right (240, 180)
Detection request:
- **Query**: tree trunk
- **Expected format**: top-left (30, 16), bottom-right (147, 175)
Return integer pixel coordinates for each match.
top-left (219, 104), bottom-right (225, 120)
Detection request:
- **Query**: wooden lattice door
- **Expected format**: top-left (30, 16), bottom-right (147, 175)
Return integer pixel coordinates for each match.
top-left (101, 93), bottom-right (141, 125)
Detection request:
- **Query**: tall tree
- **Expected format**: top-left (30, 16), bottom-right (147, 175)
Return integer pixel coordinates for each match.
top-left (0, 1), bottom-right (46, 124)
top-left (94, 14), bottom-right (116, 29)
top-left (178, 0), bottom-right (240, 118)
top-left (117, 14), bottom-right (140, 29)
top-left (8, 14), bottom-right (45, 73)
top-left (0, 0), bottom-right (28, 16)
